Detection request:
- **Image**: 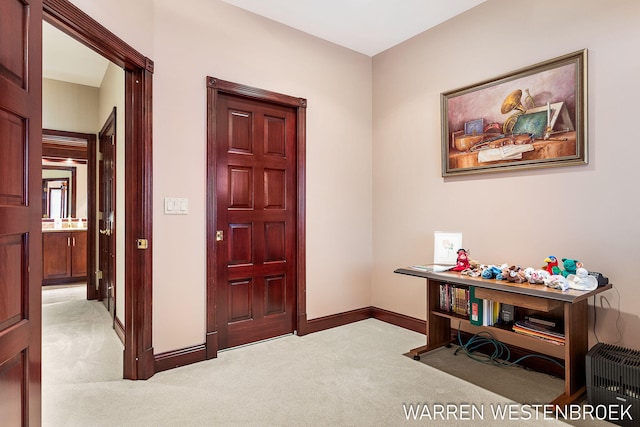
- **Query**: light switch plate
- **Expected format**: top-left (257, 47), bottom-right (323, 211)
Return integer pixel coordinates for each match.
top-left (164, 197), bottom-right (188, 215)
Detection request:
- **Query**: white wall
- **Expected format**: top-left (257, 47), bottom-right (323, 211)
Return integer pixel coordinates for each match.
top-left (67, 0), bottom-right (640, 356)
top-left (150, 0), bottom-right (373, 352)
top-left (372, 0), bottom-right (640, 350)
top-left (68, 0), bottom-right (374, 354)
top-left (43, 78), bottom-right (98, 132)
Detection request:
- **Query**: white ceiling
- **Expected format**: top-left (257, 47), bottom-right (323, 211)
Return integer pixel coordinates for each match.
top-left (43, 21), bottom-right (110, 87)
top-left (220, 0), bottom-right (486, 56)
top-left (42, 0), bottom-right (486, 86)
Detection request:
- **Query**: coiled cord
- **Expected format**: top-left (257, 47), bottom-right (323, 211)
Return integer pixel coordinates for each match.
top-left (453, 323), bottom-right (565, 369)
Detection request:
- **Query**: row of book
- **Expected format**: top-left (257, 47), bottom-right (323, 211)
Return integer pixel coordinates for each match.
top-left (438, 283), bottom-right (469, 317)
top-left (438, 284), bottom-right (565, 345)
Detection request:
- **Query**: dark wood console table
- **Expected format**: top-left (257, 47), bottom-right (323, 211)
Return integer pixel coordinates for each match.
top-left (394, 267), bottom-right (612, 405)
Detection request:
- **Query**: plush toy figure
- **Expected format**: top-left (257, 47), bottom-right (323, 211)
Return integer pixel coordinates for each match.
top-left (506, 265), bottom-right (527, 283)
top-left (523, 267), bottom-right (535, 282)
top-left (561, 258), bottom-right (582, 278)
top-left (451, 249), bottom-right (470, 272)
top-left (528, 269), bottom-right (550, 284)
top-left (543, 256), bottom-right (561, 275)
top-left (481, 265), bottom-right (503, 279)
top-left (566, 267), bottom-right (598, 291)
top-left (544, 274), bottom-right (569, 291)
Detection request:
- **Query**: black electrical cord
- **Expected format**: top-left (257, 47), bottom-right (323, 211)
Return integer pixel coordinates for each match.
top-left (593, 287), bottom-right (622, 345)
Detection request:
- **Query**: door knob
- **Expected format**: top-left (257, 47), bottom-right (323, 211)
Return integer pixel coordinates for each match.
top-left (99, 229), bottom-right (112, 236)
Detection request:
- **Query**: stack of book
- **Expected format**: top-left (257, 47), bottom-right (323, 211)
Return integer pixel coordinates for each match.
top-left (512, 317), bottom-right (565, 346)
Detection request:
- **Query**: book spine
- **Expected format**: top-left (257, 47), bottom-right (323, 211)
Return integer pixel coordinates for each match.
top-left (469, 286), bottom-right (483, 326)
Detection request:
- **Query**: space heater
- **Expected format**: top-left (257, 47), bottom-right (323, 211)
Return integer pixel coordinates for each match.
top-left (586, 343), bottom-right (640, 427)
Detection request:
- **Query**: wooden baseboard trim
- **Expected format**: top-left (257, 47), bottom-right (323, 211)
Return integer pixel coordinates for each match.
top-left (205, 331), bottom-right (218, 360)
top-left (299, 307), bottom-right (372, 335)
top-left (153, 307), bottom-right (426, 374)
top-left (370, 307), bottom-right (426, 334)
top-left (114, 316), bottom-right (125, 345)
top-left (154, 344), bottom-right (207, 373)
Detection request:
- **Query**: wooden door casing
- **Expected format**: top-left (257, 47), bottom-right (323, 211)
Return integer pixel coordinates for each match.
top-left (0, 0), bottom-right (43, 424)
top-left (206, 77), bottom-right (308, 358)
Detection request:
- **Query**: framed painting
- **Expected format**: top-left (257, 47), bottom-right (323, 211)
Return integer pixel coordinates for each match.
top-left (441, 49), bottom-right (587, 177)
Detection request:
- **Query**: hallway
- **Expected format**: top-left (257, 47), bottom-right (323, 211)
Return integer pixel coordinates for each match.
top-left (42, 285), bottom-right (122, 388)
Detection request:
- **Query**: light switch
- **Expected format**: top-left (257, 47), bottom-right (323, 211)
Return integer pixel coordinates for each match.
top-left (164, 197), bottom-right (188, 215)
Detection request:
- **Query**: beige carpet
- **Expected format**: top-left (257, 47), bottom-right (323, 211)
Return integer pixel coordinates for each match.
top-left (41, 285), bottom-right (614, 426)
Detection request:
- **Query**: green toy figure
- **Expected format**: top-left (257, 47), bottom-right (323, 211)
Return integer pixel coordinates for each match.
top-left (561, 258), bottom-right (582, 278)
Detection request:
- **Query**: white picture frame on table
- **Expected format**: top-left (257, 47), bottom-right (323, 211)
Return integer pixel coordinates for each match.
top-left (433, 232), bottom-right (462, 265)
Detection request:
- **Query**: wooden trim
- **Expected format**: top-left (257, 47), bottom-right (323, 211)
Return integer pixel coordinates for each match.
top-left (114, 316), bottom-right (125, 345)
top-left (42, 276), bottom-right (86, 286)
top-left (154, 345), bottom-right (207, 373)
top-left (44, 0), bottom-right (155, 380)
top-left (205, 77), bottom-right (307, 355)
top-left (370, 307), bottom-right (426, 334)
top-left (300, 308), bottom-right (372, 335)
top-left (42, 144), bottom-right (87, 160)
top-left (41, 130), bottom-right (96, 300)
top-left (205, 331), bottom-right (218, 360)
top-left (156, 307), bottom-right (426, 373)
top-left (124, 65), bottom-right (154, 380)
top-left (43, 0), bottom-right (148, 71)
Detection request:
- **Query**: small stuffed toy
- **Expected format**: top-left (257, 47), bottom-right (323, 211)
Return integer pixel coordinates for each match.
top-left (481, 265), bottom-right (502, 280)
top-left (561, 258), bottom-right (582, 278)
top-left (506, 265), bottom-right (527, 283)
top-left (523, 267), bottom-right (535, 282)
top-left (544, 274), bottom-right (569, 291)
top-left (481, 265), bottom-right (503, 279)
top-left (528, 269), bottom-right (550, 284)
top-left (543, 256), bottom-right (561, 275)
top-left (566, 267), bottom-right (598, 291)
top-left (451, 248), bottom-right (471, 272)
top-left (497, 264), bottom-right (511, 281)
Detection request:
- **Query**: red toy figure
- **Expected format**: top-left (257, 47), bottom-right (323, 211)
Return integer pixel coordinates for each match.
top-left (543, 256), bottom-right (561, 275)
top-left (452, 249), bottom-right (470, 272)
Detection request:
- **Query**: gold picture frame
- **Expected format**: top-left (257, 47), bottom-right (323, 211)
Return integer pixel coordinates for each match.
top-left (441, 50), bottom-right (588, 177)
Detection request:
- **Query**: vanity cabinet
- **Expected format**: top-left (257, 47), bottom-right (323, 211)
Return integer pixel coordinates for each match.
top-left (42, 230), bottom-right (87, 285)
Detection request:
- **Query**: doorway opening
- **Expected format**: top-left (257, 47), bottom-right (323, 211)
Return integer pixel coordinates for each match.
top-left (43, 0), bottom-right (154, 380)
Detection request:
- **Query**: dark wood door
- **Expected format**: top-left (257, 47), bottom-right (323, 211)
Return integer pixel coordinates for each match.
top-left (98, 109), bottom-right (116, 320)
top-left (215, 93), bottom-right (297, 349)
top-left (0, 0), bottom-right (43, 424)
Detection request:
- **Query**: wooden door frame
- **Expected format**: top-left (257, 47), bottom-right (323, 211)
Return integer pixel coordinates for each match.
top-left (43, 0), bottom-right (154, 380)
top-left (205, 77), bottom-right (308, 359)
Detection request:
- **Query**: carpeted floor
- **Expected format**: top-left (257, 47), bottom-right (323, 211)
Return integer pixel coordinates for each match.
top-left (41, 285), bottom-right (616, 426)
